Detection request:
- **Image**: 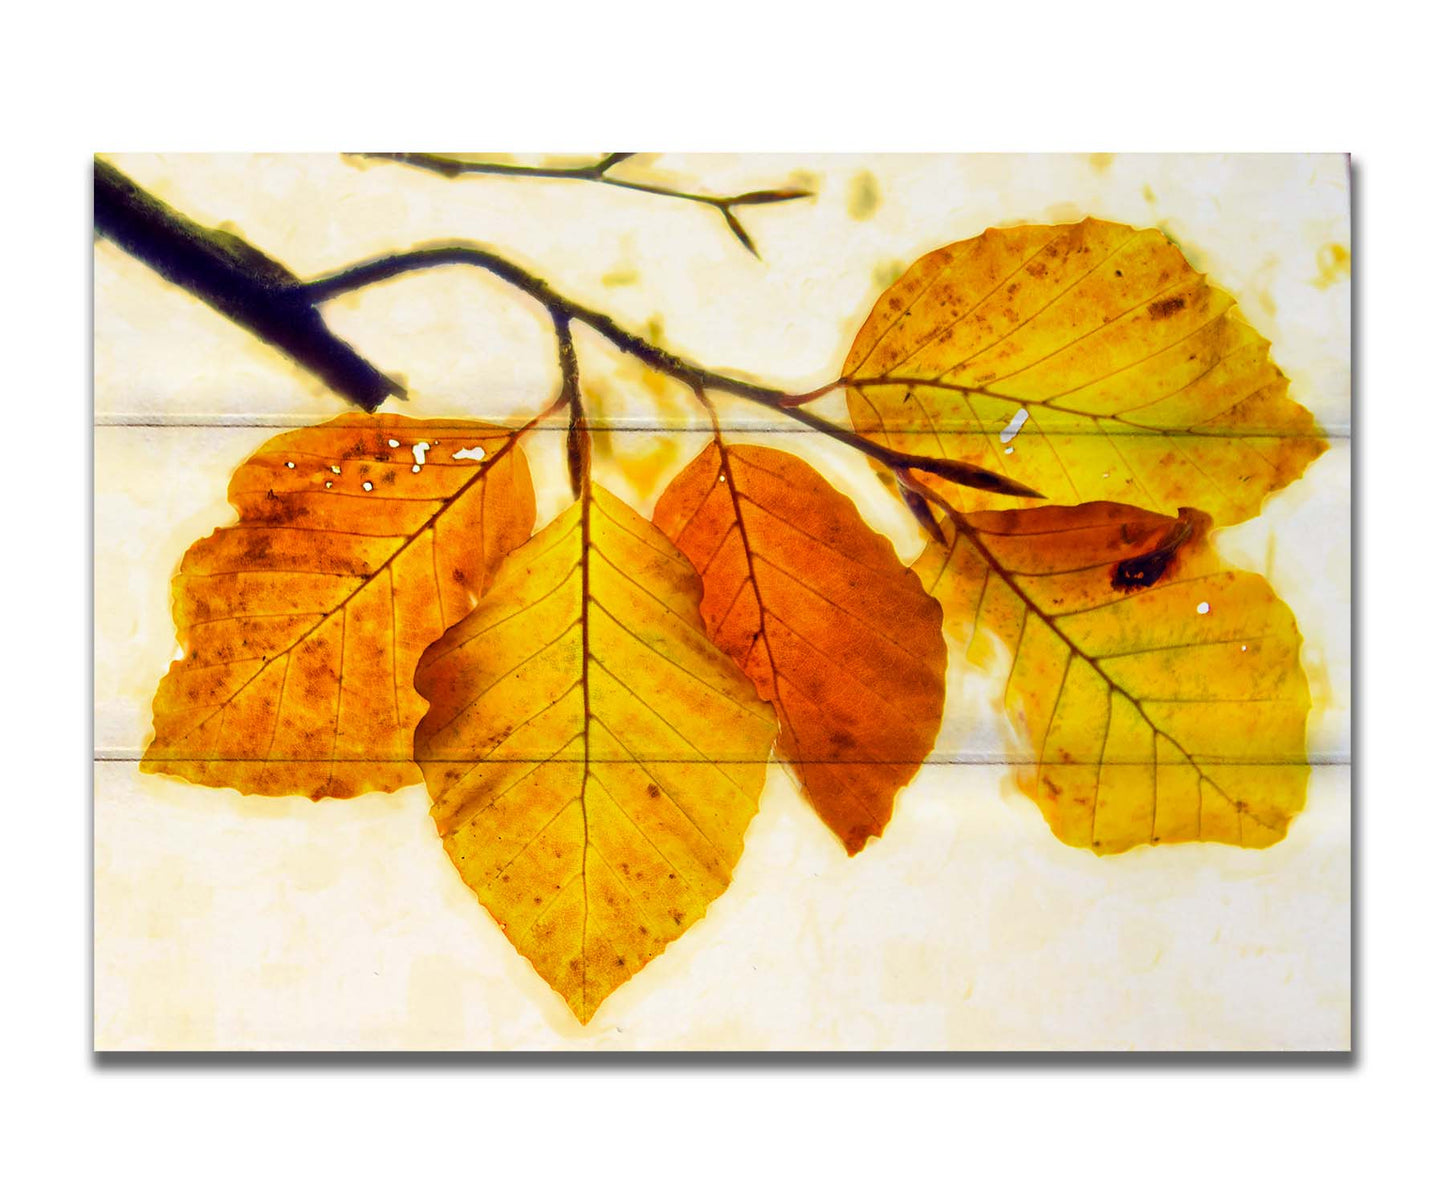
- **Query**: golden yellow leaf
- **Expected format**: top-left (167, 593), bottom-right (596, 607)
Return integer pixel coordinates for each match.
top-left (844, 219), bottom-right (1326, 526)
top-left (654, 441), bottom-right (946, 854)
top-left (412, 483), bottom-right (777, 1023)
top-left (914, 501), bottom-right (1311, 853)
top-left (142, 415), bottom-right (536, 799)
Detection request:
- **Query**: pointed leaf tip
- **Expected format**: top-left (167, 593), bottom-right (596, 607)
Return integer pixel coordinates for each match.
top-left (414, 485), bottom-right (776, 1023)
top-left (657, 442), bottom-right (947, 853)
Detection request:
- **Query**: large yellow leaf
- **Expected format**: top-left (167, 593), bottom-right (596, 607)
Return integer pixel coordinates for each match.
top-left (844, 219), bottom-right (1326, 526)
top-left (412, 483), bottom-right (777, 1023)
top-left (914, 501), bottom-right (1311, 852)
top-left (142, 415), bottom-right (536, 799)
top-left (654, 441), bottom-right (946, 854)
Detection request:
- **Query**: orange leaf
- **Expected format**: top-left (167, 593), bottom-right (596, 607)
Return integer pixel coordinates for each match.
top-left (142, 415), bottom-right (535, 799)
top-left (413, 484), bottom-right (776, 1022)
top-left (655, 441), bottom-right (947, 854)
top-left (844, 219), bottom-right (1326, 525)
top-left (915, 501), bottom-right (1311, 852)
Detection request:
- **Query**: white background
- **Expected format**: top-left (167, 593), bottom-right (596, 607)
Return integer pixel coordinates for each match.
top-left (5, 0), bottom-right (1438, 1199)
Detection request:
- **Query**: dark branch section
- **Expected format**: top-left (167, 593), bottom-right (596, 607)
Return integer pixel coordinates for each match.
top-left (95, 156), bottom-right (1043, 503)
top-left (94, 157), bottom-right (402, 412)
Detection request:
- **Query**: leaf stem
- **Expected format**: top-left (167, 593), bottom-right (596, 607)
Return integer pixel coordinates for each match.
top-left (552, 310), bottom-right (589, 500)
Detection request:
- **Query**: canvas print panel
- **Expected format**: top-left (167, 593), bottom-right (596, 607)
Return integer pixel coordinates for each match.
top-left (93, 153), bottom-right (1350, 1050)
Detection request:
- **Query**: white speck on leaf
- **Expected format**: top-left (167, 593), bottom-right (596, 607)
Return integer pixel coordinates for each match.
top-left (1197, 601), bottom-right (1210, 615)
top-left (452, 446), bottom-right (487, 462)
top-left (362, 481), bottom-right (373, 491)
top-left (387, 438), bottom-right (400, 448)
top-left (999, 408), bottom-right (1029, 444)
top-left (411, 441), bottom-right (430, 467)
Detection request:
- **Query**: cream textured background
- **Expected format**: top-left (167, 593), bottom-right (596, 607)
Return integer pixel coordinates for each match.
top-left (93, 153), bottom-right (1350, 1050)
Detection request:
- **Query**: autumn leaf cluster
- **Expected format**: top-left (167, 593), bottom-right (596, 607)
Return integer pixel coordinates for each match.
top-left (143, 219), bottom-right (1326, 1022)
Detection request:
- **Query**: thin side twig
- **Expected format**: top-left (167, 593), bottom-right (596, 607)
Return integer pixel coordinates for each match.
top-left (354, 152), bottom-right (811, 258)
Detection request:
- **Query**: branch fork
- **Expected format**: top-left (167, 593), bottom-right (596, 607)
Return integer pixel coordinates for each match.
top-left (356, 152), bottom-right (811, 257)
top-left (95, 155), bottom-right (1044, 529)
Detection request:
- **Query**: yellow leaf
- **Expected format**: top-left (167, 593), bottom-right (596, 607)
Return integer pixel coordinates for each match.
top-left (915, 501), bottom-right (1311, 853)
top-left (844, 219), bottom-right (1326, 525)
top-left (413, 483), bottom-right (777, 1023)
top-left (654, 441), bottom-right (946, 854)
top-left (142, 415), bottom-right (536, 800)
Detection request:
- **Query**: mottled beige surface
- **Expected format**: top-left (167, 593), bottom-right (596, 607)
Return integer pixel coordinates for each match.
top-left (93, 153), bottom-right (1350, 1049)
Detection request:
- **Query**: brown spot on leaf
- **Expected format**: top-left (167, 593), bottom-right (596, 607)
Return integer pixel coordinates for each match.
top-left (1112, 515), bottom-right (1194, 592)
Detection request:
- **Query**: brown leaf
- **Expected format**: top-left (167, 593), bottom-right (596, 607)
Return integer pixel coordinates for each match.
top-left (915, 501), bottom-right (1312, 852)
top-left (654, 441), bottom-right (947, 854)
top-left (844, 219), bottom-right (1327, 525)
top-left (142, 415), bottom-right (535, 799)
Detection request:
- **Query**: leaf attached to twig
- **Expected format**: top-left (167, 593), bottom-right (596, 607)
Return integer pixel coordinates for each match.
top-left (915, 501), bottom-right (1312, 853)
top-left (142, 415), bottom-right (535, 800)
top-left (844, 219), bottom-right (1327, 524)
top-left (413, 484), bottom-right (776, 1023)
top-left (655, 442), bottom-right (947, 854)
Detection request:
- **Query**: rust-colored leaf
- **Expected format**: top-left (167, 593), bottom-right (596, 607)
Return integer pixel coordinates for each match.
top-left (142, 415), bottom-right (536, 799)
top-left (915, 500), bottom-right (1311, 852)
top-left (844, 219), bottom-right (1327, 525)
top-left (413, 483), bottom-right (776, 1023)
top-left (654, 442), bottom-right (947, 854)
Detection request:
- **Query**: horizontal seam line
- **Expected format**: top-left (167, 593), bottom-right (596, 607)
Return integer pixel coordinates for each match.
top-left (92, 417), bottom-right (1355, 438)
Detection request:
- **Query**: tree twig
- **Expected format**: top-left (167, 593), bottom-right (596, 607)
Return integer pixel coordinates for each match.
top-left (94, 157), bottom-right (403, 412)
top-left (354, 152), bottom-right (811, 258)
top-left (94, 157), bottom-right (1041, 501)
top-left (305, 244), bottom-right (1044, 499)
